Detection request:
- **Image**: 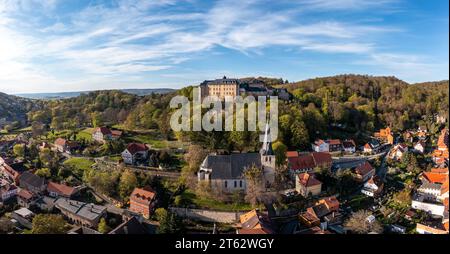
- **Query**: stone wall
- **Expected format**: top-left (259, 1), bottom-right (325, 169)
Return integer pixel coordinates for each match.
top-left (169, 207), bottom-right (246, 223)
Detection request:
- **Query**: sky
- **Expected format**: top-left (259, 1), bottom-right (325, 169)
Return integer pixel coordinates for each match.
top-left (0, 0), bottom-right (448, 94)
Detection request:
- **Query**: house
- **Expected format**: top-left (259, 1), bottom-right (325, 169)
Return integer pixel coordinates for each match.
top-left (0, 182), bottom-right (18, 204)
top-left (55, 199), bottom-right (107, 227)
top-left (36, 196), bottom-right (56, 212)
top-left (342, 140), bottom-right (356, 153)
top-left (414, 141), bottom-right (426, 154)
top-left (312, 139), bottom-right (343, 152)
top-left (312, 140), bottom-right (329, 152)
top-left (287, 152), bottom-right (332, 174)
top-left (390, 143), bottom-right (409, 160)
top-left (54, 138), bottom-right (78, 154)
top-left (237, 209), bottom-right (275, 234)
top-left (354, 161), bottom-right (375, 182)
top-left (416, 222), bottom-right (448, 234)
top-left (304, 201), bottom-right (343, 230)
top-left (317, 196), bottom-right (340, 213)
top-left (47, 181), bottom-right (77, 198)
top-left (18, 171), bottom-right (46, 194)
top-left (0, 161), bottom-right (27, 184)
top-left (298, 211), bottom-right (321, 228)
top-left (129, 187), bottom-right (157, 219)
top-left (361, 175), bottom-right (384, 197)
top-left (12, 207), bottom-right (34, 229)
top-left (432, 149), bottom-right (449, 167)
top-left (374, 127), bottom-right (394, 144)
top-left (121, 143), bottom-right (149, 165)
top-left (363, 139), bottom-right (380, 154)
top-left (17, 189), bottom-right (38, 208)
top-left (92, 127), bottom-right (122, 143)
top-left (296, 173), bottom-right (322, 197)
top-left (438, 128), bottom-right (449, 151)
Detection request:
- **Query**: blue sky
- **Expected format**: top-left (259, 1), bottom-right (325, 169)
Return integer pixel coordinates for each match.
top-left (0, 0), bottom-right (448, 94)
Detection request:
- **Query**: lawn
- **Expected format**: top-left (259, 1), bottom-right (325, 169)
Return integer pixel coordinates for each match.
top-left (181, 190), bottom-right (253, 212)
top-left (347, 194), bottom-right (373, 211)
top-left (76, 128), bottom-right (94, 142)
top-left (63, 157), bottom-right (95, 171)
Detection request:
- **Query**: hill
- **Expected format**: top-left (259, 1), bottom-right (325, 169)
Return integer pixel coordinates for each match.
top-left (0, 92), bottom-right (38, 128)
top-left (15, 88), bottom-right (176, 100)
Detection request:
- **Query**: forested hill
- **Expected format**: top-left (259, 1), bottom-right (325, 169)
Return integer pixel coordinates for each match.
top-left (5, 74), bottom-right (450, 151)
top-left (0, 92), bottom-right (37, 125)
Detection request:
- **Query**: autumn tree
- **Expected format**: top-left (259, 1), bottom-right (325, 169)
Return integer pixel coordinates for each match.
top-left (184, 145), bottom-right (208, 173)
top-left (13, 144), bottom-right (25, 158)
top-left (243, 164), bottom-right (264, 206)
top-left (118, 169), bottom-right (138, 200)
top-left (98, 218), bottom-right (111, 234)
top-left (31, 214), bottom-right (67, 234)
top-left (344, 210), bottom-right (383, 234)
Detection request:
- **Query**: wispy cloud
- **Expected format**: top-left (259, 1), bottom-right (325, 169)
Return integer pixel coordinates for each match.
top-left (0, 0), bottom-right (447, 93)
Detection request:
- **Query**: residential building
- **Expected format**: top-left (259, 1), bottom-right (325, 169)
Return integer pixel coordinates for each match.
top-left (342, 140), bottom-right (356, 153)
top-left (18, 171), bottom-right (46, 194)
top-left (17, 189), bottom-right (38, 208)
top-left (0, 182), bottom-right (18, 204)
top-left (92, 127), bottom-right (121, 143)
top-left (54, 138), bottom-right (78, 154)
top-left (363, 139), bottom-right (381, 154)
top-left (287, 151), bottom-right (332, 174)
top-left (295, 173), bottom-right (322, 197)
top-left (0, 160), bottom-right (27, 184)
top-left (47, 181), bottom-right (77, 198)
top-left (389, 143), bottom-right (409, 160)
top-left (55, 199), bottom-right (107, 227)
top-left (129, 187), bottom-right (157, 219)
top-left (316, 196), bottom-right (340, 213)
top-left (312, 139), bottom-right (343, 152)
top-left (361, 175), bottom-right (384, 197)
top-left (12, 208), bottom-right (34, 229)
top-left (121, 143), bottom-right (149, 165)
top-left (354, 161), bottom-right (375, 182)
top-left (237, 209), bottom-right (275, 234)
top-left (374, 127), bottom-right (394, 144)
top-left (414, 141), bottom-right (426, 154)
top-left (416, 222), bottom-right (448, 234)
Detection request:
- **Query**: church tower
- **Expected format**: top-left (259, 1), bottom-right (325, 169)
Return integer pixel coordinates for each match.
top-left (260, 123), bottom-right (276, 185)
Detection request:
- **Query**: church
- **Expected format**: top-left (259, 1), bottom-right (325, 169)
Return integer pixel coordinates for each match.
top-left (197, 124), bottom-right (276, 193)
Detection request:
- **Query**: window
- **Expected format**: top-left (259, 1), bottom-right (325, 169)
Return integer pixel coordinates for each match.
top-left (224, 181), bottom-right (228, 188)
top-left (234, 181), bottom-right (237, 188)
top-left (240, 181), bottom-right (242, 188)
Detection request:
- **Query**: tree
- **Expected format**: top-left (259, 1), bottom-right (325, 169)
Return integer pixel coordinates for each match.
top-left (118, 169), bottom-right (138, 200)
top-left (272, 141), bottom-right (287, 166)
top-left (97, 218), bottom-right (111, 234)
top-left (344, 210), bottom-right (383, 234)
top-left (31, 121), bottom-right (45, 138)
top-left (31, 214), bottom-right (67, 234)
top-left (0, 217), bottom-right (13, 234)
top-left (184, 145), bottom-right (208, 173)
top-left (290, 122), bottom-right (310, 149)
top-left (243, 164), bottom-right (264, 206)
top-left (35, 168), bottom-right (51, 178)
top-left (155, 208), bottom-right (183, 234)
top-left (13, 144), bottom-right (25, 158)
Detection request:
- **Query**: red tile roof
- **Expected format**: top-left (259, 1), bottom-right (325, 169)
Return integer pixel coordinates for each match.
top-left (47, 182), bottom-right (76, 197)
top-left (422, 172), bottom-right (448, 185)
top-left (17, 189), bottom-right (34, 200)
top-left (355, 161), bottom-right (374, 177)
top-left (130, 187), bottom-right (156, 206)
top-left (286, 151), bottom-right (299, 158)
top-left (297, 173), bottom-right (322, 187)
top-left (95, 127), bottom-right (112, 135)
top-left (311, 152), bottom-right (332, 165)
top-left (54, 138), bottom-right (67, 146)
top-left (126, 143), bottom-right (149, 155)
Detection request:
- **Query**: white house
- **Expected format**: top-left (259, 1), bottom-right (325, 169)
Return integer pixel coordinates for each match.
top-left (361, 176), bottom-right (383, 197)
top-left (343, 140), bottom-right (356, 153)
top-left (121, 143), bottom-right (149, 165)
top-left (411, 194), bottom-right (445, 217)
top-left (414, 141), bottom-right (425, 154)
top-left (312, 140), bottom-right (329, 152)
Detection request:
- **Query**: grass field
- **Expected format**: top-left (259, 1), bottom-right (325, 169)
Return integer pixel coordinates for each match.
top-left (63, 157), bottom-right (95, 171)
